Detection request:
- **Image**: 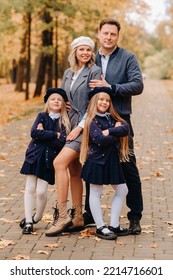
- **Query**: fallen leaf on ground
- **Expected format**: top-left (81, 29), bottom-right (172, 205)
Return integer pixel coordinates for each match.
top-left (116, 241), bottom-right (125, 246)
top-left (93, 236), bottom-right (101, 241)
top-left (141, 177), bottom-right (151, 181)
top-left (153, 197), bottom-right (166, 200)
top-left (150, 243), bottom-right (159, 249)
top-left (31, 231), bottom-right (38, 235)
top-left (156, 178), bottom-right (166, 181)
top-left (0, 239), bottom-right (15, 249)
top-left (44, 243), bottom-right (59, 248)
top-left (141, 225), bottom-right (156, 229)
top-left (13, 254), bottom-right (30, 260)
top-left (0, 218), bottom-right (20, 223)
top-left (101, 204), bottom-right (111, 209)
top-left (142, 230), bottom-right (154, 234)
top-left (78, 228), bottom-right (95, 238)
top-left (37, 250), bottom-right (49, 255)
top-left (42, 213), bottom-right (53, 222)
top-left (163, 221), bottom-right (173, 225)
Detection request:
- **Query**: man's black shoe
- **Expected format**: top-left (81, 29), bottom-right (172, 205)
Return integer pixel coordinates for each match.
top-left (83, 212), bottom-right (96, 227)
top-left (129, 218), bottom-right (141, 235)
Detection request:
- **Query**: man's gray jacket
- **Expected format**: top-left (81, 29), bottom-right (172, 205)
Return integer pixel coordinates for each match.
top-left (95, 46), bottom-right (144, 117)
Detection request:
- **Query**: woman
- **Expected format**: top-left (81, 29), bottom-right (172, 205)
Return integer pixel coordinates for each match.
top-left (46, 36), bottom-right (102, 237)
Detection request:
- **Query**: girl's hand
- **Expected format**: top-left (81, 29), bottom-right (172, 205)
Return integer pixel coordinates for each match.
top-left (57, 132), bottom-right (60, 139)
top-left (102, 129), bottom-right (109, 136)
top-left (37, 123), bottom-right (44, 130)
top-left (115, 122), bottom-right (121, 127)
top-left (66, 126), bottom-right (83, 141)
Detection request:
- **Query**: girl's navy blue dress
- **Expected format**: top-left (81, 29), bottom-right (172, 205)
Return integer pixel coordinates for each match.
top-left (20, 112), bottom-right (66, 185)
top-left (81, 113), bottom-right (129, 185)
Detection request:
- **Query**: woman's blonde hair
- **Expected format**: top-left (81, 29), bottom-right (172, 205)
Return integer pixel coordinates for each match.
top-left (68, 48), bottom-right (96, 72)
top-left (45, 98), bottom-right (71, 134)
top-left (80, 93), bottom-right (130, 165)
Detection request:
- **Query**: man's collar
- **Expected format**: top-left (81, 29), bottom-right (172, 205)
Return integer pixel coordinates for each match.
top-left (99, 46), bottom-right (118, 57)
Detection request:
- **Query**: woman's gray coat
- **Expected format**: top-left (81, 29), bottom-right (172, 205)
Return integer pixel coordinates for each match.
top-left (61, 64), bottom-right (102, 151)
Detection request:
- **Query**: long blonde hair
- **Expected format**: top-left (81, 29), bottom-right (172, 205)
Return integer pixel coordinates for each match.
top-left (80, 94), bottom-right (130, 165)
top-left (45, 100), bottom-right (71, 134)
top-left (68, 48), bottom-right (96, 73)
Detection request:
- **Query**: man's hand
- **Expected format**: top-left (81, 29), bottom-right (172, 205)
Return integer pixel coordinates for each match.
top-left (89, 75), bottom-right (110, 89)
top-left (66, 101), bottom-right (71, 111)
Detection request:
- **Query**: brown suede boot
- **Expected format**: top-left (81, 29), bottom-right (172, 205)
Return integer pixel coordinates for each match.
top-left (66, 205), bottom-right (84, 232)
top-left (45, 202), bottom-right (71, 237)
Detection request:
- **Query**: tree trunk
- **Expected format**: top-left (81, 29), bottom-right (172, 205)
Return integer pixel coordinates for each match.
top-left (15, 58), bottom-right (26, 92)
top-left (33, 55), bottom-right (47, 97)
top-left (15, 18), bottom-right (27, 92)
top-left (34, 11), bottom-right (53, 97)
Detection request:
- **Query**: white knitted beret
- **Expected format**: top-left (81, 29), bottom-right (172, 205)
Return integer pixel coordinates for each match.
top-left (71, 36), bottom-right (95, 50)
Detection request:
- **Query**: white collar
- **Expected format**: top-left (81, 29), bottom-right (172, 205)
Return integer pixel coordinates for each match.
top-left (49, 112), bottom-right (61, 119)
top-left (96, 112), bottom-right (110, 117)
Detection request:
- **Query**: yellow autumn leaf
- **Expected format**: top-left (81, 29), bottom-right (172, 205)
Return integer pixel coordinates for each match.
top-left (93, 236), bottom-right (101, 241)
top-left (31, 231), bottom-right (38, 235)
top-left (0, 239), bottom-right (15, 249)
top-left (13, 254), bottom-right (30, 260)
top-left (44, 243), bottom-right (59, 248)
top-left (37, 250), bottom-right (49, 255)
top-left (142, 230), bottom-right (154, 234)
top-left (156, 178), bottom-right (166, 181)
top-left (141, 177), bottom-right (151, 181)
top-left (79, 228), bottom-right (95, 238)
top-left (150, 243), bottom-right (159, 249)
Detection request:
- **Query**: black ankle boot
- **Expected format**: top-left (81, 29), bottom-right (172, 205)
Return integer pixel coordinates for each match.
top-left (129, 218), bottom-right (141, 234)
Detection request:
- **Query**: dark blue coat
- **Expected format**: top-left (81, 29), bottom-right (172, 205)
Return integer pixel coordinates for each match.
top-left (87, 114), bottom-right (129, 165)
top-left (25, 112), bottom-right (66, 164)
top-left (20, 112), bottom-right (66, 184)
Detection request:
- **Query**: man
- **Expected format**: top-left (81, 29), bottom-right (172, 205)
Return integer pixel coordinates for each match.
top-left (84, 18), bottom-right (144, 234)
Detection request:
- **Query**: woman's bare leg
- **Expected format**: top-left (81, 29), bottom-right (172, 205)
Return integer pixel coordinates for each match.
top-left (69, 158), bottom-right (83, 206)
top-left (53, 147), bottom-right (79, 203)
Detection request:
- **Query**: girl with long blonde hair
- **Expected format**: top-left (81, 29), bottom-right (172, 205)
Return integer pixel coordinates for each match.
top-left (80, 87), bottom-right (130, 240)
top-left (19, 88), bottom-right (70, 234)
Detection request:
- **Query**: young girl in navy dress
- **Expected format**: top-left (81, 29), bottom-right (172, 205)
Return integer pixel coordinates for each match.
top-left (80, 87), bottom-right (130, 240)
top-left (19, 88), bottom-right (70, 234)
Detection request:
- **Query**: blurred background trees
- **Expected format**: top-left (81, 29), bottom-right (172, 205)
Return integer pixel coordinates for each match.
top-left (0, 0), bottom-right (172, 99)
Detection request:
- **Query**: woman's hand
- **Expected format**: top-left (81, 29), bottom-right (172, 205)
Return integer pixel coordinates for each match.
top-left (66, 126), bottom-right (83, 141)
